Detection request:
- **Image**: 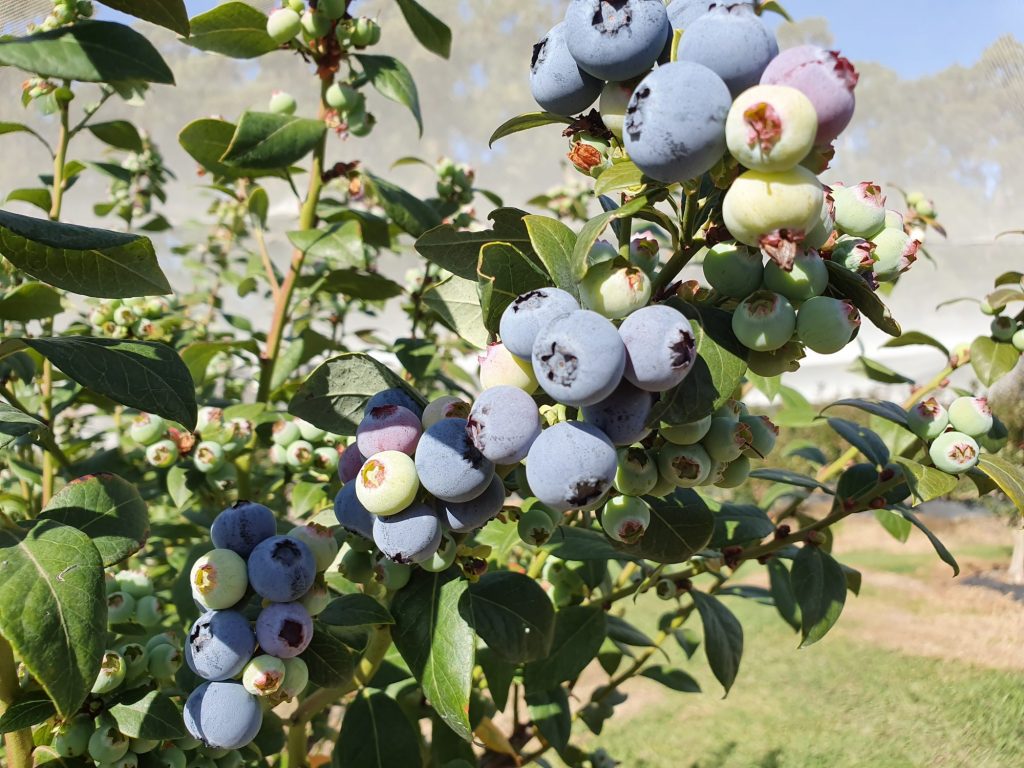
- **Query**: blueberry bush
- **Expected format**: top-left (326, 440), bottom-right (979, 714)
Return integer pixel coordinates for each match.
top-left (0, 1), bottom-right (1022, 767)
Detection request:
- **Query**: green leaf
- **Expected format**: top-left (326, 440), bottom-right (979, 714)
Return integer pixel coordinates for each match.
top-left (892, 457), bottom-right (958, 506)
top-left (87, 120), bottom-right (144, 152)
top-left (97, 0), bottom-right (190, 35)
top-left (185, 1), bottom-right (278, 58)
top-left (985, 287), bottom-right (1024, 311)
top-left (415, 208), bottom-right (531, 281)
top-left (335, 690), bottom-right (421, 767)
top-left (821, 398), bottom-right (908, 427)
top-left (365, 173), bottom-right (440, 238)
top-left (4, 337), bottom-right (197, 429)
top-left (289, 352), bottom-right (425, 435)
top-left (0, 282), bottom-right (62, 321)
top-left (691, 591), bottom-right (743, 695)
top-left (463, 571), bottom-right (555, 664)
top-left (852, 355), bottom-right (914, 385)
top-left (319, 594), bottom-right (394, 628)
top-left (477, 648), bottom-right (514, 712)
top-left (977, 454), bottom-right (1024, 513)
top-left (0, 209), bottom-right (170, 299)
top-left (572, 196), bottom-right (648, 273)
top-left (523, 215), bottom-right (581, 299)
top-left (301, 624), bottom-right (355, 689)
top-left (40, 474), bottom-right (148, 568)
top-left (710, 503), bottom-right (775, 548)
top-left (593, 159), bottom-right (646, 196)
top-left (653, 305), bottom-right (748, 425)
top-left (391, 570), bottom-right (475, 741)
top-left (606, 614), bottom-right (654, 647)
top-left (771, 385), bottom-right (818, 428)
top-left (826, 417), bottom-right (889, 467)
top-left (6, 187), bottom-right (52, 213)
top-left (894, 505), bottom-right (959, 575)
top-left (394, 0), bottom-right (451, 58)
top-left (477, 242), bottom-right (549, 333)
top-left (0, 520), bottom-right (105, 718)
top-left (0, 690), bottom-right (55, 733)
top-left (287, 221), bottom-right (363, 266)
top-left (524, 686), bottom-right (571, 751)
top-left (873, 508), bottom-right (912, 543)
top-left (523, 605), bottom-right (606, 691)
top-left (791, 546), bottom-right (847, 647)
top-left (179, 118), bottom-right (283, 179)
top-left (221, 112), bottom-right (326, 170)
top-left (969, 336), bottom-right (1020, 387)
top-left (0, 403), bottom-right (45, 450)
top-left (354, 54), bottom-right (423, 135)
top-left (180, 339), bottom-right (258, 386)
top-left (321, 269), bottom-right (403, 301)
top-left (423, 275), bottom-right (489, 349)
top-left (639, 665), bottom-right (701, 692)
top-left (488, 112), bottom-right (573, 147)
top-left (616, 490), bottom-right (715, 564)
top-left (882, 330), bottom-right (949, 357)
top-left (825, 261), bottom-right (900, 337)
top-left (108, 690), bottom-right (185, 740)
top-left (0, 21), bottom-right (174, 84)
top-left (767, 558), bottom-right (800, 632)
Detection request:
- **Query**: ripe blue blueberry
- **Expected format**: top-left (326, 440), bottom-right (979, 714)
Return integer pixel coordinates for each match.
top-left (333, 484), bottom-right (375, 540)
top-left (532, 310), bottom-right (626, 407)
top-left (210, 501), bottom-right (276, 558)
top-left (373, 502), bottom-right (443, 564)
top-left (499, 288), bottom-right (579, 360)
top-left (564, 0), bottom-right (670, 81)
top-left (183, 681), bottom-right (263, 750)
top-left (623, 61), bottom-right (731, 183)
top-left (186, 610), bottom-right (255, 681)
top-left (247, 536), bottom-right (316, 603)
top-left (415, 417), bottom-right (495, 502)
top-left (530, 22), bottom-right (603, 116)
top-left (526, 421), bottom-right (618, 512)
top-left (255, 602), bottom-right (313, 658)
top-left (443, 474), bottom-right (507, 533)
top-left (467, 385), bottom-right (541, 464)
top-left (677, 4), bottom-right (778, 96)
top-left (337, 443), bottom-right (365, 483)
top-left (581, 380), bottom-right (653, 446)
top-left (619, 304), bottom-right (697, 392)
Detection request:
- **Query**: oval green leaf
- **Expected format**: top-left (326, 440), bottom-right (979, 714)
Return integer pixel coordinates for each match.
top-left (185, 1), bottom-right (278, 58)
top-left (221, 111), bottom-right (326, 170)
top-left (488, 112), bottom-right (573, 148)
top-left (463, 571), bottom-right (555, 664)
top-left (335, 690), bottom-right (422, 768)
top-left (109, 690), bottom-right (185, 740)
top-left (354, 54), bottom-right (423, 135)
top-left (690, 590), bottom-right (744, 695)
top-left (318, 594), bottom-right (394, 628)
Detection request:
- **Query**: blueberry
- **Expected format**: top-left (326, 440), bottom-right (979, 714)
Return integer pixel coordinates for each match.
top-left (667, 0), bottom-right (753, 30)
top-left (677, 5), bottom-right (777, 96)
top-left (54, 714), bottom-right (93, 757)
top-left (796, 296), bottom-right (860, 354)
top-left (91, 650), bottom-right (126, 694)
top-left (478, 342), bottom-right (539, 393)
top-left (272, 420), bottom-right (301, 447)
top-left (929, 431), bottom-right (980, 474)
top-left (702, 242), bottom-right (764, 298)
top-left (364, 388), bottom-right (424, 418)
top-left (268, 90), bottom-right (297, 115)
top-left (906, 397), bottom-right (949, 442)
top-left (242, 654), bottom-right (286, 696)
top-left (526, 421), bottom-right (617, 512)
top-left (600, 494), bottom-right (651, 543)
top-left (832, 182), bottom-right (886, 238)
top-left (740, 414), bottom-right (779, 459)
top-left (564, 0), bottom-right (670, 81)
top-left (373, 556), bottom-right (413, 590)
top-left (832, 235), bottom-right (876, 272)
top-left (129, 413), bottom-right (166, 445)
top-left (415, 418), bottom-right (495, 503)
top-left (190, 549), bottom-right (248, 611)
top-left (579, 261), bottom-right (652, 319)
top-left (722, 167), bottom-right (823, 252)
top-left (356, 450), bottom-right (420, 516)
top-left (661, 415), bottom-right (712, 445)
top-left (280, 657), bottom-right (310, 700)
top-left (947, 397), bottom-right (993, 439)
top-left (210, 501), bottom-right (276, 558)
top-left (619, 305), bottom-right (696, 392)
top-left (287, 522), bottom-right (339, 572)
top-left (300, 574), bottom-right (330, 616)
top-left (613, 446), bottom-right (658, 496)
top-left (443, 474), bottom-right (507, 533)
top-left (422, 395), bottom-right (471, 429)
top-left (805, 190), bottom-right (836, 250)
top-left (337, 443), bottom-right (365, 483)
top-left (266, 8), bottom-right (301, 44)
top-left (247, 536), bottom-right (316, 603)
top-left (255, 602), bottom-right (313, 658)
top-left (623, 61), bottom-right (731, 183)
top-left (183, 682), bottom-right (263, 750)
top-left (499, 288), bottom-right (579, 360)
top-left (702, 416), bottom-right (753, 462)
top-left (656, 443), bottom-right (711, 488)
top-left (421, 532), bottom-right (459, 573)
top-left (356, 404), bottom-right (422, 457)
top-left (726, 82), bottom-right (819, 172)
top-left (581, 380), bottom-right (653, 446)
top-left (284, 439), bottom-right (314, 469)
top-left (732, 290), bottom-right (797, 352)
top-left (145, 439), bottom-right (178, 468)
top-left (760, 45), bottom-right (859, 145)
top-left (88, 714), bottom-right (130, 763)
top-left (532, 310), bottom-right (626, 407)
top-left (186, 610), bottom-right (255, 681)
top-left (763, 249), bottom-right (828, 302)
top-left (518, 506), bottom-right (557, 546)
top-left (715, 455), bottom-right (751, 488)
top-left (333, 484), bottom-right (375, 540)
top-left (871, 226), bottom-right (919, 282)
top-left (530, 22), bottom-right (604, 116)
top-left (467, 386), bottom-right (541, 464)
top-left (147, 643), bottom-right (183, 680)
top-left (373, 502), bottom-right (443, 564)
top-left (107, 591), bottom-right (135, 623)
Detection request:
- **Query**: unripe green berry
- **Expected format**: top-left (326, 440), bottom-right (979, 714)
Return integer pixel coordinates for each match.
top-left (286, 0), bottom-right (305, 11)
top-left (1013, 328), bottom-right (1024, 352)
top-left (285, 439), bottom-right (314, 469)
top-left (115, 570), bottom-right (154, 598)
top-left (118, 642), bottom-right (148, 680)
top-left (763, 249), bottom-right (828, 302)
top-left (272, 420), bottom-right (301, 446)
top-left (579, 261), bottom-right (652, 319)
top-left (660, 415), bottom-right (712, 446)
top-left (979, 416), bottom-right (1009, 453)
top-left (325, 83), bottom-right (362, 112)
top-left (54, 714), bottom-right (93, 757)
top-left (299, 574), bottom-right (330, 616)
top-left (715, 455), bottom-right (751, 488)
top-left (145, 439), bottom-right (178, 468)
top-left (193, 440), bottom-right (225, 473)
top-left (154, 745), bottom-right (187, 768)
top-left (732, 290), bottom-right (796, 352)
top-left (702, 417), bottom-right (753, 463)
top-left (373, 556), bottom-right (412, 590)
top-left (107, 591), bottom-right (135, 623)
top-left (319, 0), bottom-right (346, 19)
top-left (796, 296), bottom-right (860, 354)
top-left (133, 595), bottom-right (163, 627)
top-left (339, 548), bottom-right (374, 584)
top-left (655, 578), bottom-right (678, 600)
top-left (740, 414), bottom-right (779, 459)
top-left (929, 430), bottom-right (980, 474)
top-left (129, 413), bottom-right (166, 445)
top-left (518, 507), bottom-right (556, 546)
top-left (270, 443), bottom-right (288, 465)
top-left (288, 522), bottom-right (339, 571)
top-left (190, 548), bottom-right (248, 610)
top-left (89, 715), bottom-right (130, 763)
top-left (350, 16), bottom-right (380, 46)
top-left (656, 443), bottom-right (711, 488)
top-left (614, 446), bottom-right (658, 496)
top-left (146, 643), bottom-right (182, 680)
top-left (280, 657), bottom-right (310, 699)
top-left (243, 654), bottom-right (286, 696)
top-left (991, 316), bottom-right (1016, 342)
top-left (295, 418), bottom-right (326, 442)
top-left (91, 650), bottom-right (127, 694)
top-left (129, 738), bottom-right (160, 754)
top-left (947, 396), bottom-right (993, 438)
top-left (702, 242), bottom-right (763, 298)
top-left (266, 8), bottom-right (302, 43)
top-left (420, 532), bottom-right (458, 573)
top-left (600, 495), bottom-right (651, 544)
top-left (196, 406), bottom-right (223, 433)
top-left (301, 9), bottom-right (330, 38)
top-left (268, 90), bottom-right (297, 115)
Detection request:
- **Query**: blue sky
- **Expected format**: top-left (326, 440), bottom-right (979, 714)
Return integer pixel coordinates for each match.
top-left (98, 0), bottom-right (1024, 79)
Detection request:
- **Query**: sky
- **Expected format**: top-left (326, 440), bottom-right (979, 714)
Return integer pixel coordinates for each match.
top-left (95, 0), bottom-right (1024, 79)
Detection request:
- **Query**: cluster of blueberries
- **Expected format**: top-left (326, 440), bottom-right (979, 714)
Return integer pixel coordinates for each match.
top-left (909, 395), bottom-right (1009, 475)
top-left (181, 502), bottom-right (338, 750)
top-left (530, 0), bottom-right (925, 376)
top-left (986, 304), bottom-right (1024, 352)
top-left (51, 570), bottom-right (189, 767)
top-left (86, 296), bottom-right (177, 342)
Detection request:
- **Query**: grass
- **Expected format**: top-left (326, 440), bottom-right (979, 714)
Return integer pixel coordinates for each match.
top-left (549, 551), bottom-right (1024, 768)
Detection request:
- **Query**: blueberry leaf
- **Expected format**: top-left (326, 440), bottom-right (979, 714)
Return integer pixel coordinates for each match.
top-left (488, 112), bottom-right (573, 148)
top-left (108, 690), bottom-right (185, 740)
top-left (691, 591), bottom-right (743, 695)
top-left (522, 605), bottom-right (605, 691)
top-left (461, 571), bottom-right (555, 664)
top-left (336, 690), bottom-right (422, 767)
top-left (0, 402), bottom-right (45, 450)
top-left (185, 1), bottom-right (278, 58)
top-left (791, 545), bottom-right (847, 647)
top-left (394, 0), bottom-right (451, 58)
top-left (0, 691), bottom-right (55, 734)
top-left (99, 0), bottom-right (190, 36)
top-left (355, 54), bottom-right (423, 136)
